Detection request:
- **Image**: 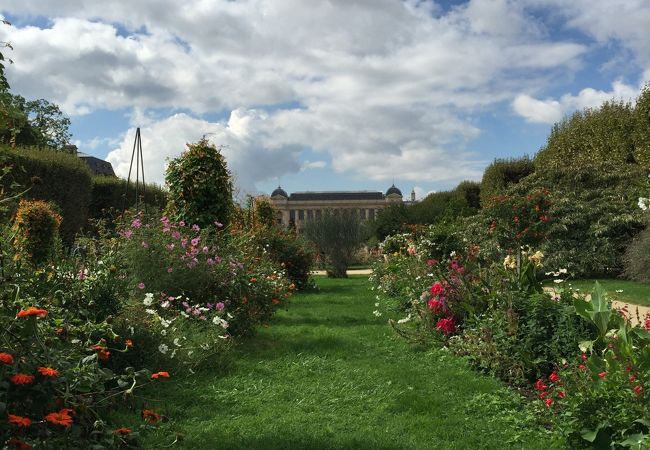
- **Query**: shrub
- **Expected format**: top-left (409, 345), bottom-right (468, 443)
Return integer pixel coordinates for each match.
top-left (480, 156), bottom-right (534, 206)
top-left (252, 228), bottom-right (314, 290)
top-left (623, 223), bottom-right (650, 282)
top-left (303, 211), bottom-right (367, 278)
top-left (165, 139), bottom-right (233, 229)
top-left (12, 199), bottom-right (61, 266)
top-left (0, 145), bottom-right (92, 243)
top-left (89, 175), bottom-right (167, 222)
top-left (633, 84), bottom-right (650, 169)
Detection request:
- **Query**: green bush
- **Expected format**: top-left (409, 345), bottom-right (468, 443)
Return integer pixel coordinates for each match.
top-left (0, 145), bottom-right (92, 243)
top-left (480, 156), bottom-right (535, 206)
top-left (623, 223), bottom-right (650, 282)
top-left (89, 175), bottom-right (167, 222)
top-left (12, 199), bottom-right (61, 266)
top-left (165, 139), bottom-right (233, 229)
top-left (633, 84), bottom-right (650, 169)
top-left (252, 228), bottom-right (314, 290)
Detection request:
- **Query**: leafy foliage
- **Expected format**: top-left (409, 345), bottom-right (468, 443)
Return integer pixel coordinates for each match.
top-left (480, 156), bottom-right (535, 206)
top-left (89, 175), bottom-right (167, 222)
top-left (11, 199), bottom-right (61, 266)
top-left (165, 138), bottom-right (233, 230)
top-left (624, 223), bottom-right (650, 283)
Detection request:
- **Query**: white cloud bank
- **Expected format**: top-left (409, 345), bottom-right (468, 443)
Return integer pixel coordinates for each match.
top-left (1, 0), bottom-right (649, 191)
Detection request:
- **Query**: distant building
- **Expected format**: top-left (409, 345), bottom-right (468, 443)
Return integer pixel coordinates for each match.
top-left (267, 184), bottom-right (409, 231)
top-left (63, 144), bottom-right (116, 176)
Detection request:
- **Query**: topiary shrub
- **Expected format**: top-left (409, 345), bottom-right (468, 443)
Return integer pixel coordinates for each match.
top-left (0, 145), bottom-right (92, 243)
top-left (253, 228), bottom-right (314, 290)
top-left (12, 198), bottom-right (61, 266)
top-left (480, 156), bottom-right (534, 207)
top-left (623, 223), bottom-right (650, 282)
top-left (165, 139), bottom-right (233, 229)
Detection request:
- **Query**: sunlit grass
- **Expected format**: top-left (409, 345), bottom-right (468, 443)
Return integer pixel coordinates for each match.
top-left (544, 278), bottom-right (650, 308)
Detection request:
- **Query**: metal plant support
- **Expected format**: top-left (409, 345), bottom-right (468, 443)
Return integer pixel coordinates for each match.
top-left (122, 127), bottom-right (147, 214)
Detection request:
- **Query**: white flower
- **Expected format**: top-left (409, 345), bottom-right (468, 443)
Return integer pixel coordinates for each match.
top-left (450, 251), bottom-right (456, 257)
top-left (558, 268), bottom-right (568, 274)
top-left (160, 318), bottom-right (171, 328)
top-left (639, 197), bottom-right (649, 211)
top-left (173, 338), bottom-right (181, 347)
top-left (373, 310), bottom-right (382, 317)
top-left (615, 289), bottom-right (624, 293)
top-left (170, 349), bottom-right (177, 359)
top-left (374, 302), bottom-right (380, 307)
top-left (397, 314), bottom-right (412, 324)
top-left (143, 293), bottom-right (154, 306)
top-left (160, 330), bottom-right (167, 336)
top-left (145, 308), bottom-right (156, 315)
top-left (554, 279), bottom-right (564, 284)
top-left (158, 344), bottom-right (169, 354)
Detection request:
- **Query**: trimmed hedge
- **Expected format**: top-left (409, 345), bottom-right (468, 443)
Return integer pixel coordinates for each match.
top-left (89, 176), bottom-right (167, 221)
top-left (1, 145), bottom-right (92, 243)
top-left (480, 156), bottom-right (535, 206)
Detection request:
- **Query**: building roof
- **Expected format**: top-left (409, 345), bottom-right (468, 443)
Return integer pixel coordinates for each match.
top-left (288, 191), bottom-right (384, 201)
top-left (271, 186), bottom-right (288, 198)
top-left (386, 184), bottom-right (402, 196)
top-left (78, 154), bottom-right (116, 176)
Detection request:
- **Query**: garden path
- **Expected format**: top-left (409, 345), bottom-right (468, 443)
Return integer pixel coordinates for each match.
top-left (141, 276), bottom-right (556, 449)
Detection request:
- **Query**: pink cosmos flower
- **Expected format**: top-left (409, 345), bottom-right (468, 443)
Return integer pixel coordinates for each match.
top-left (172, 231), bottom-right (181, 240)
top-left (426, 259), bottom-right (438, 267)
top-left (207, 258), bottom-right (215, 266)
top-left (131, 218), bottom-right (142, 229)
top-left (137, 282), bottom-right (145, 290)
top-left (167, 267), bottom-right (173, 273)
top-left (77, 270), bottom-right (87, 280)
top-left (142, 241), bottom-right (149, 248)
top-left (216, 302), bottom-right (225, 311)
top-left (192, 224), bottom-right (200, 232)
top-left (191, 237), bottom-right (200, 247)
top-left (166, 243), bottom-right (175, 251)
top-left (179, 220), bottom-right (185, 227)
top-left (644, 318), bottom-right (650, 332)
top-left (122, 229), bottom-right (133, 239)
top-left (203, 246), bottom-right (209, 254)
top-left (215, 221), bottom-right (223, 228)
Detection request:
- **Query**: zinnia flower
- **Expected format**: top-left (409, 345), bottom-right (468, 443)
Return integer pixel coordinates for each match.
top-left (549, 372), bottom-right (560, 383)
top-left (142, 409), bottom-right (161, 424)
top-left (37, 367), bottom-right (59, 377)
top-left (6, 437), bottom-right (31, 449)
top-left (114, 427), bottom-right (132, 435)
top-left (10, 374), bottom-right (35, 385)
top-left (44, 408), bottom-right (74, 427)
top-left (151, 371), bottom-right (170, 379)
top-left (435, 317), bottom-right (455, 336)
top-left (430, 282), bottom-right (444, 297)
top-left (534, 379), bottom-right (547, 391)
top-left (634, 384), bottom-right (643, 396)
top-left (126, 339), bottom-right (134, 348)
top-left (17, 307), bottom-right (48, 318)
top-left (544, 398), bottom-right (554, 408)
top-left (557, 391), bottom-right (566, 399)
top-left (0, 352), bottom-right (14, 364)
top-left (598, 371), bottom-right (608, 379)
top-left (8, 414), bottom-right (32, 427)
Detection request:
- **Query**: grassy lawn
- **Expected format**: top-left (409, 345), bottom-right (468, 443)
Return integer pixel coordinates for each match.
top-left (544, 278), bottom-right (650, 308)
top-left (138, 276), bottom-right (559, 449)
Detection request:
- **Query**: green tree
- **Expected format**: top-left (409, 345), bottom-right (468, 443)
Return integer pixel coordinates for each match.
top-left (633, 83), bottom-right (650, 169)
top-left (303, 210), bottom-right (366, 278)
top-left (0, 18), bottom-right (11, 92)
top-left (165, 138), bottom-right (233, 229)
top-left (373, 203), bottom-right (409, 240)
top-left (0, 94), bottom-right (71, 148)
top-left (480, 156), bottom-right (534, 206)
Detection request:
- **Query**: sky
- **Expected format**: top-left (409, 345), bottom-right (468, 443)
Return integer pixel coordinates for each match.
top-left (1, 0), bottom-right (649, 200)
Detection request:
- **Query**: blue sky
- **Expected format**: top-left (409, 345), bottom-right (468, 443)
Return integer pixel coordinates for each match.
top-left (1, 0), bottom-right (648, 199)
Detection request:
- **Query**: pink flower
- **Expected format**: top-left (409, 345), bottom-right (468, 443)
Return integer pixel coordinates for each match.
top-left (203, 246), bottom-right (209, 254)
top-left (426, 259), bottom-right (438, 267)
top-left (549, 372), bottom-right (560, 383)
top-left (191, 237), bottom-right (200, 247)
top-left (121, 229), bottom-right (133, 239)
top-left (131, 218), bottom-right (142, 229)
top-left (435, 317), bottom-right (455, 336)
top-left (77, 270), bottom-right (86, 280)
top-left (216, 302), bottom-right (225, 311)
top-left (167, 243), bottom-right (175, 251)
top-left (167, 267), bottom-right (173, 273)
top-left (535, 379), bottom-right (548, 391)
top-left (172, 231), bottom-right (181, 240)
top-left (137, 282), bottom-right (145, 290)
top-left (215, 221), bottom-right (223, 228)
top-left (192, 224), bottom-right (200, 232)
top-left (598, 371), bottom-right (608, 379)
top-left (430, 282), bottom-right (444, 297)
top-left (179, 220), bottom-right (185, 227)
top-left (644, 318), bottom-right (650, 332)
top-left (207, 258), bottom-right (215, 266)
top-left (142, 241), bottom-right (149, 248)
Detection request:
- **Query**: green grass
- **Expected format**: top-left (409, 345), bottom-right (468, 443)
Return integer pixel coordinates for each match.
top-left (138, 276), bottom-right (560, 449)
top-left (544, 278), bottom-right (650, 308)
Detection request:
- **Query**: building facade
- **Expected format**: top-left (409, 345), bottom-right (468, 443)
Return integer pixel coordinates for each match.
top-left (267, 185), bottom-right (415, 231)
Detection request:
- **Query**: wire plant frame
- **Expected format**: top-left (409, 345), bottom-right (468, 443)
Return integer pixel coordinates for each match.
top-left (122, 127), bottom-right (147, 214)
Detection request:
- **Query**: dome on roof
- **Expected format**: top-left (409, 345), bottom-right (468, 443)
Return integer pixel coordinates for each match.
top-left (386, 184), bottom-right (402, 197)
top-left (271, 186), bottom-right (288, 198)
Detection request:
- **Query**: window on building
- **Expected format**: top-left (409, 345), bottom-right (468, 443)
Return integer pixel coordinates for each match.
top-left (307, 210), bottom-right (313, 220)
top-left (298, 210), bottom-right (304, 220)
top-left (290, 210), bottom-right (295, 222)
top-left (369, 209), bottom-right (375, 220)
top-left (315, 209), bottom-right (322, 219)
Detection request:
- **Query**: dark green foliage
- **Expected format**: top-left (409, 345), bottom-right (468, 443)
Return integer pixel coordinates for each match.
top-left (535, 100), bottom-right (639, 171)
top-left (623, 223), bottom-right (650, 283)
top-left (633, 84), bottom-right (650, 169)
top-left (373, 203), bottom-right (409, 240)
top-left (0, 145), bottom-right (92, 243)
top-left (253, 228), bottom-right (314, 289)
top-left (165, 138), bottom-right (233, 229)
top-left (89, 175), bottom-right (167, 221)
top-left (255, 199), bottom-right (276, 228)
top-left (12, 198), bottom-right (61, 266)
top-left (480, 156), bottom-right (534, 206)
top-left (303, 211), bottom-right (366, 278)
top-left (408, 191), bottom-right (454, 224)
top-left (453, 180), bottom-right (481, 210)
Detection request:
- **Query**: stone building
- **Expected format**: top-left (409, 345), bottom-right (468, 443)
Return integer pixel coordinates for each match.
top-left (267, 184), bottom-right (414, 231)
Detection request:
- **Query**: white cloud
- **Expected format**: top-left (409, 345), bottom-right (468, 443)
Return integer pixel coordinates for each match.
top-left (513, 79), bottom-right (643, 124)
top-left (3, 0), bottom-right (649, 191)
top-left (300, 160), bottom-right (327, 171)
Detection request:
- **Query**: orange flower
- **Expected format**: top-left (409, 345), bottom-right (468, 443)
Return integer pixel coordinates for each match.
top-left (8, 414), bottom-right (32, 427)
top-left (91, 345), bottom-right (110, 361)
top-left (16, 307), bottom-right (48, 318)
top-left (37, 367), bottom-right (59, 377)
top-left (272, 299), bottom-right (281, 305)
top-left (10, 374), bottom-right (35, 385)
top-left (6, 437), bottom-right (31, 449)
top-left (142, 408), bottom-right (161, 424)
top-left (114, 427), bottom-right (132, 435)
top-left (0, 352), bottom-right (14, 364)
top-left (125, 339), bottom-right (134, 348)
top-left (151, 371), bottom-right (170, 379)
top-left (44, 408), bottom-right (74, 427)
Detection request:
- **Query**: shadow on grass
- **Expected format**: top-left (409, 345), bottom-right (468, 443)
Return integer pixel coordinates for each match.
top-left (270, 314), bottom-right (380, 328)
top-left (190, 434), bottom-right (405, 450)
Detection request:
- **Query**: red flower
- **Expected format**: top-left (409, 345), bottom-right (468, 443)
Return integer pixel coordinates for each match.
top-left (151, 371), bottom-right (170, 379)
top-left (114, 427), bottom-right (132, 435)
top-left (644, 318), bottom-right (650, 332)
top-left (91, 345), bottom-right (110, 361)
top-left (557, 391), bottom-right (566, 399)
top-left (427, 299), bottom-right (444, 313)
top-left (10, 374), bottom-right (35, 385)
top-left (0, 352), bottom-right (14, 365)
top-left (580, 353), bottom-right (587, 361)
top-left (430, 282), bottom-right (444, 297)
top-left (37, 367), bottom-right (59, 377)
top-left (598, 371), bottom-right (608, 379)
top-left (142, 408), bottom-right (161, 424)
top-left (6, 437), bottom-right (31, 449)
top-left (44, 408), bottom-right (74, 427)
top-left (549, 372), bottom-right (560, 383)
top-left (534, 379), bottom-right (548, 391)
top-left (544, 398), bottom-right (554, 408)
top-left (633, 384), bottom-right (643, 396)
top-left (629, 375), bottom-right (637, 383)
top-left (538, 391), bottom-right (549, 399)
top-left (16, 307), bottom-right (48, 318)
top-left (435, 317), bottom-right (455, 336)
top-left (8, 414), bottom-right (32, 427)
top-left (125, 339), bottom-right (134, 348)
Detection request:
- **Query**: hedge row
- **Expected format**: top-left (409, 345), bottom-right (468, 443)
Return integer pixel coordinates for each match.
top-left (1, 145), bottom-right (167, 242)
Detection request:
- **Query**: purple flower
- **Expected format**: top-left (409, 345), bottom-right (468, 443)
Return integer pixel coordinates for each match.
top-left (137, 282), bottom-right (145, 290)
top-left (121, 229), bottom-right (133, 239)
top-left (192, 224), bottom-right (200, 232)
top-left (203, 246), bottom-right (209, 254)
top-left (167, 267), bottom-right (173, 273)
top-left (77, 270), bottom-right (87, 280)
top-left (179, 220), bottom-right (186, 227)
top-left (191, 237), bottom-right (200, 247)
top-left (215, 221), bottom-right (223, 228)
top-left (181, 239), bottom-right (188, 248)
top-left (207, 258), bottom-right (215, 266)
top-left (131, 218), bottom-right (142, 229)
top-left (172, 231), bottom-right (181, 240)
top-left (216, 302), bottom-right (225, 311)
